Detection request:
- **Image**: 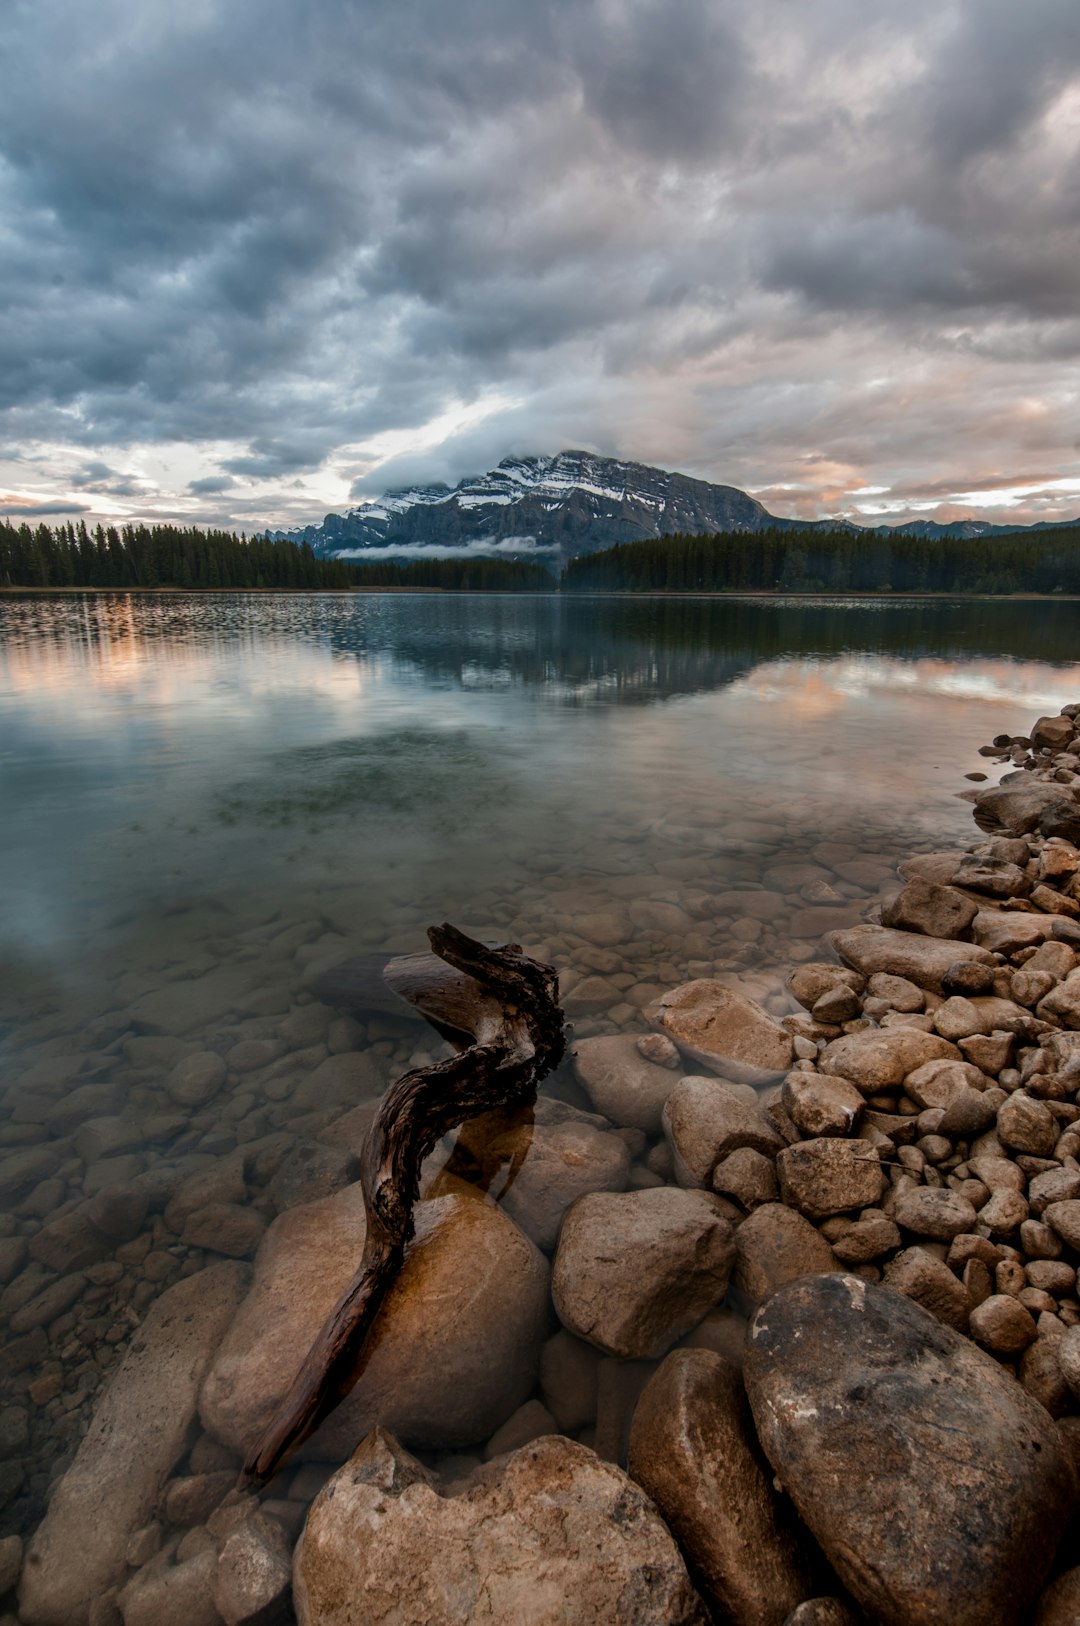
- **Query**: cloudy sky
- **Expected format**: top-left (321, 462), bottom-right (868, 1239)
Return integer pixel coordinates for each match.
top-left (3, 0), bottom-right (1080, 533)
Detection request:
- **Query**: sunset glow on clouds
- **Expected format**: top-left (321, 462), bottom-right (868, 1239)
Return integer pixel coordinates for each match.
top-left (2, 0), bottom-right (1080, 533)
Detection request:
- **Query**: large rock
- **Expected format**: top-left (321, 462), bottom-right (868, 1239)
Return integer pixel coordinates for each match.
top-left (744, 1274), bottom-right (1075, 1626)
top-left (881, 880), bottom-right (978, 941)
top-left (19, 1263), bottom-right (248, 1626)
top-left (776, 1138), bottom-right (885, 1220)
top-left (627, 1350), bottom-right (813, 1626)
top-left (974, 782), bottom-right (1079, 837)
top-left (199, 1187), bottom-right (549, 1459)
top-left (653, 980), bottom-right (794, 1083)
top-left (293, 1429), bottom-right (707, 1626)
top-left (819, 1028), bottom-right (959, 1094)
top-left (461, 1109), bottom-right (632, 1251)
top-left (663, 1076), bottom-right (781, 1187)
top-left (828, 925), bottom-right (995, 994)
top-left (552, 1187), bottom-right (735, 1359)
top-left (572, 1035), bottom-right (678, 1132)
top-left (734, 1204), bottom-right (840, 1304)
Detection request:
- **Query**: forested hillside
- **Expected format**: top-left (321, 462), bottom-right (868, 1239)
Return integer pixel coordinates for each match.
top-left (561, 525), bottom-right (1080, 593)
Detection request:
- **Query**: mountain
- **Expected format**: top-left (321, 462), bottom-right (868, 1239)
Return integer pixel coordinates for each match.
top-left (269, 450), bottom-right (1077, 563)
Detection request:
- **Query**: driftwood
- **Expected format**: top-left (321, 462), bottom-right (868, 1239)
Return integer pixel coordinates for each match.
top-left (242, 922), bottom-right (565, 1486)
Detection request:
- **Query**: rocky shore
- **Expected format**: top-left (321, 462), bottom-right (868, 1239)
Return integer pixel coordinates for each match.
top-left (3, 702), bottom-right (1080, 1623)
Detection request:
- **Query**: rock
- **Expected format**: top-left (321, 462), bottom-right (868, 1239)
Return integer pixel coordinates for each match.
top-left (1038, 973), bottom-right (1080, 1029)
top-left (212, 1513), bottom-right (292, 1626)
top-left (653, 981), bottom-right (794, 1083)
top-left (781, 1072), bottom-right (863, 1138)
top-left (1058, 1325), bottom-right (1080, 1398)
top-left (744, 1274), bottom-right (1075, 1626)
top-left (776, 1138), bottom-right (884, 1220)
top-left (1033, 1567), bottom-right (1080, 1626)
top-left (831, 1210), bottom-right (901, 1264)
top-left (572, 1036), bottom-right (678, 1132)
top-left (828, 925), bottom-right (996, 995)
top-left (162, 1470), bottom-right (237, 1526)
top-left (28, 1211), bottom-right (111, 1272)
top-left (972, 912), bottom-right (1048, 956)
top-left (18, 1263), bottom-right (247, 1626)
top-left (289, 1049), bottom-right (383, 1112)
top-left (293, 1430), bottom-right (707, 1626)
top-left (1046, 1201), bottom-right (1080, 1253)
top-left (484, 1399), bottom-right (558, 1461)
top-left (819, 1029), bottom-right (959, 1094)
top-left (663, 1077), bottom-right (781, 1187)
top-left (881, 880), bottom-right (978, 940)
top-left (811, 986), bottom-right (862, 1023)
top-left (1032, 715), bottom-right (1077, 750)
top-left (973, 782), bottom-right (1079, 837)
top-left (563, 975), bottom-right (621, 1016)
top-left (882, 1247), bottom-right (972, 1331)
top-left (786, 964), bottom-right (866, 1011)
top-left (953, 856), bottom-right (1031, 897)
top-left (166, 1052), bottom-right (227, 1108)
top-left (200, 1188), bottom-right (549, 1459)
top-left (116, 1548), bottom-right (221, 1626)
top-left (894, 1188), bottom-right (979, 1241)
top-left (627, 1350), bottom-right (812, 1626)
top-left (969, 1294), bottom-right (1038, 1355)
top-left (182, 1203), bottom-right (267, 1259)
top-left (712, 1148), bottom-right (779, 1211)
top-left (635, 1032), bottom-right (681, 1068)
top-left (86, 1185), bottom-right (149, 1242)
top-left (266, 1142), bottom-right (359, 1210)
top-left (938, 1087), bottom-right (997, 1138)
top-left (783, 1604), bottom-right (858, 1626)
top-left (539, 1331), bottom-right (600, 1431)
top-left (485, 1116), bottom-right (631, 1250)
top-left (552, 1187), bottom-right (735, 1359)
top-left (734, 1203), bottom-right (840, 1304)
top-left (998, 1095), bottom-right (1059, 1158)
top-left (0, 1534), bottom-right (22, 1595)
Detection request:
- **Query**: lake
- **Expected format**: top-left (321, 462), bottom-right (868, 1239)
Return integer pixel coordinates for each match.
top-left (1, 591), bottom-right (1078, 1544)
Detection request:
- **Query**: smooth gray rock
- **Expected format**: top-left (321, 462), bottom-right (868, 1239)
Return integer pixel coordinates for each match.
top-left (744, 1274), bottom-right (1075, 1626)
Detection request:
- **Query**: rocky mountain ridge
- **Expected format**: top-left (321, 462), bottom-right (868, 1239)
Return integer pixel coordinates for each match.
top-left (269, 450), bottom-right (1078, 562)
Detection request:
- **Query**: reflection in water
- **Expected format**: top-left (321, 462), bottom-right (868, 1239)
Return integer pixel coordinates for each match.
top-left (0, 590), bottom-right (1078, 1540)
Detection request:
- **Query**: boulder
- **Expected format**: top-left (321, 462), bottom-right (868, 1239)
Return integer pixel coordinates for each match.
top-left (19, 1263), bottom-right (248, 1626)
top-left (199, 1188), bottom-right (549, 1459)
top-left (776, 1139), bottom-right (884, 1220)
top-left (572, 1035), bottom-right (679, 1132)
top-left (828, 925), bottom-right (995, 995)
top-left (552, 1187), bottom-right (735, 1359)
top-left (819, 1029), bottom-right (959, 1094)
top-left (663, 1076), bottom-right (781, 1187)
top-left (653, 981), bottom-right (794, 1083)
top-left (627, 1350), bottom-right (813, 1626)
top-left (293, 1430), bottom-right (707, 1626)
top-left (733, 1203), bottom-right (840, 1304)
top-left (475, 1114), bottom-right (631, 1251)
top-left (780, 1073), bottom-right (864, 1139)
top-left (973, 782), bottom-right (1079, 837)
top-left (744, 1274), bottom-right (1075, 1626)
top-left (881, 880), bottom-right (978, 941)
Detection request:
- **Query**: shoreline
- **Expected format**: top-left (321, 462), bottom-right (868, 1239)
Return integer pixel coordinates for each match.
top-left (3, 585), bottom-right (1080, 602)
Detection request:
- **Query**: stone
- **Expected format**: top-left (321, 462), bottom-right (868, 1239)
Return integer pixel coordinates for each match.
top-left (266, 1142), bottom-right (359, 1210)
top-left (663, 1077), bottom-right (781, 1187)
top-left (969, 1294), bottom-right (1038, 1355)
top-left (293, 1430), bottom-right (707, 1626)
top-left (831, 1210), bottom-right (901, 1264)
top-left (894, 1188), bottom-right (979, 1242)
top-left (998, 1095), bottom-right (1059, 1158)
top-left (86, 1185), bottom-right (148, 1242)
top-left (786, 964), bottom-right (866, 1012)
top-left (959, 1032), bottom-right (1016, 1073)
top-left (973, 912), bottom-right (1048, 956)
top-left (776, 1138), bottom-right (885, 1220)
top-left (898, 852), bottom-right (965, 886)
top-left (1032, 715), bottom-right (1077, 751)
top-left (1038, 973), bottom-right (1080, 1029)
top-left (28, 1211), bottom-right (111, 1272)
top-left (460, 1113), bottom-right (631, 1251)
top-left (811, 986), bottom-right (861, 1024)
top-left (712, 1148), bottom-right (778, 1210)
top-left (953, 856), bottom-right (1031, 897)
top-left (819, 1029), bottom-right (959, 1094)
top-left (1058, 1325), bottom-right (1080, 1398)
top-left (1045, 1202), bottom-right (1080, 1254)
top-left (0, 1535), bottom-right (22, 1595)
top-left (627, 1350), bottom-right (812, 1626)
top-left (166, 1051), bottom-right (227, 1108)
top-left (116, 1549), bottom-right (221, 1626)
top-left (552, 1187), bottom-right (735, 1360)
top-left (572, 1035), bottom-right (678, 1132)
top-left (734, 1203), bottom-right (840, 1304)
top-left (200, 1188), bottom-right (548, 1459)
top-left (868, 972), bottom-right (924, 1011)
top-left (979, 1189), bottom-right (1029, 1235)
top-left (182, 1203), bottom-right (267, 1258)
top-left (828, 925), bottom-right (996, 994)
top-left (744, 1273), bottom-right (1075, 1626)
top-left (212, 1513), bottom-right (292, 1626)
top-left (942, 960), bottom-right (998, 996)
top-left (162, 1469), bottom-right (237, 1526)
top-left (18, 1263), bottom-right (247, 1626)
top-left (938, 1087), bottom-right (997, 1138)
top-left (539, 1331), bottom-right (600, 1431)
top-left (1034, 1568), bottom-right (1080, 1626)
top-left (654, 980), bottom-right (794, 1083)
top-left (563, 975), bottom-right (621, 1015)
top-left (973, 782), bottom-right (1079, 837)
top-left (290, 1049), bottom-right (384, 1112)
top-left (780, 1072), bottom-right (863, 1139)
top-left (882, 1247), bottom-right (972, 1331)
top-left (783, 1605), bottom-right (858, 1626)
top-left (1030, 1168), bottom-right (1080, 1214)
top-left (484, 1399), bottom-right (558, 1461)
top-left (881, 880), bottom-right (978, 940)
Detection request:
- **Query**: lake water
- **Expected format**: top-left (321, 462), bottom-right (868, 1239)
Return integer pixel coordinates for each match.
top-left (1, 591), bottom-right (1079, 1548)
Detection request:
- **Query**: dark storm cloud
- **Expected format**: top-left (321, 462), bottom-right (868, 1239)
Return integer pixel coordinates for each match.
top-left (1, 0), bottom-right (1079, 526)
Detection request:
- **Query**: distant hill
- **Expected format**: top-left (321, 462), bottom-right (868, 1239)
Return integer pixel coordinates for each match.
top-left (269, 450), bottom-right (1079, 563)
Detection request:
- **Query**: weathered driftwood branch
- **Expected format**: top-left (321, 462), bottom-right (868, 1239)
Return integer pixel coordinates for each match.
top-left (242, 923), bottom-right (565, 1486)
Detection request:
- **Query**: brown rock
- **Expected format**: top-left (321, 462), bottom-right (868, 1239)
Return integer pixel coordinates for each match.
top-left (831, 1210), bottom-right (901, 1264)
top-left (552, 1188), bottom-right (735, 1360)
top-left (882, 1247), bottom-right (972, 1330)
top-left (1033, 1567), bottom-right (1080, 1626)
top-left (712, 1148), bottom-right (779, 1211)
top-left (882, 880), bottom-right (978, 940)
top-left (973, 781), bottom-right (1079, 837)
top-left (776, 1138), bottom-right (884, 1220)
top-left (572, 1035), bottom-right (679, 1132)
top-left (781, 1073), bottom-right (864, 1139)
top-left (819, 1029), bottom-right (959, 1094)
top-left (733, 1203), bottom-right (840, 1304)
top-left (969, 1294), bottom-right (1038, 1355)
top-left (654, 980), bottom-right (794, 1083)
top-left (786, 965), bottom-right (866, 1012)
top-left (744, 1273), bottom-right (1075, 1626)
top-left (663, 1076), bottom-right (781, 1187)
top-left (894, 1188), bottom-right (979, 1242)
top-left (998, 1095), bottom-right (1059, 1158)
top-left (293, 1430), bottom-right (707, 1626)
top-left (627, 1350), bottom-right (813, 1626)
top-left (828, 925), bottom-right (995, 994)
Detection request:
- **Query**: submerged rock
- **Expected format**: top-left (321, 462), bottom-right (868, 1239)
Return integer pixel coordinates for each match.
top-left (652, 980), bottom-right (794, 1083)
top-left (293, 1429), bottom-right (707, 1626)
top-left (199, 1187), bottom-right (550, 1459)
top-left (627, 1349), bottom-right (813, 1626)
top-left (572, 1034), bottom-right (680, 1132)
top-left (743, 1274), bottom-right (1075, 1626)
top-left (19, 1262), bottom-right (248, 1626)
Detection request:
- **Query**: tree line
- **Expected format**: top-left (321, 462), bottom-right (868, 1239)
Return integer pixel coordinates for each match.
top-left (4, 516), bottom-right (1080, 595)
top-left (561, 525), bottom-right (1080, 595)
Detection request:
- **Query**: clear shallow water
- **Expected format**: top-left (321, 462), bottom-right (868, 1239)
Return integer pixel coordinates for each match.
top-left (1, 591), bottom-right (1079, 1538)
